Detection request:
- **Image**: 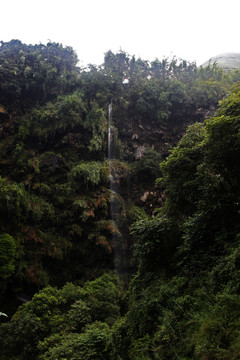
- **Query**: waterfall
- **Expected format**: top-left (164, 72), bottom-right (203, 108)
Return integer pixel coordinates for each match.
top-left (108, 101), bottom-right (116, 269)
top-left (108, 101), bottom-right (112, 162)
top-left (108, 100), bottom-right (115, 221)
top-left (108, 101), bottom-right (128, 280)
top-left (108, 101), bottom-right (114, 194)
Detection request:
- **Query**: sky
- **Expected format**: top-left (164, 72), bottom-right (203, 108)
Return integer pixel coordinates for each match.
top-left (1, 0), bottom-right (239, 67)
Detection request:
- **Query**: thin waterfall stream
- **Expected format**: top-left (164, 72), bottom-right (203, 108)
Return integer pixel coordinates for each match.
top-left (108, 101), bottom-right (112, 162)
top-left (108, 101), bottom-right (128, 279)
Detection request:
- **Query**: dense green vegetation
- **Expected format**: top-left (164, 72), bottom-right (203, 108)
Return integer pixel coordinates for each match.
top-left (1, 39), bottom-right (240, 359)
top-left (122, 86), bottom-right (240, 359)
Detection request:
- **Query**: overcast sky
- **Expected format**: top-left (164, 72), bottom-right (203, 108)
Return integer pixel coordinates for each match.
top-left (1, 0), bottom-right (239, 67)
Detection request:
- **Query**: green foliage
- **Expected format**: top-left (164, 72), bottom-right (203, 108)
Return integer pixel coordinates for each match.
top-left (0, 274), bottom-right (121, 359)
top-left (0, 40), bottom-right (80, 112)
top-left (0, 233), bottom-right (16, 279)
top-left (67, 299), bottom-right (92, 331)
top-left (82, 273), bottom-right (122, 326)
top-left (68, 161), bottom-right (102, 188)
top-left (135, 79), bottom-right (172, 122)
top-left (133, 147), bottom-right (162, 182)
top-left (131, 216), bottom-right (179, 272)
top-left (0, 311), bottom-right (43, 360)
top-left (217, 83), bottom-right (240, 116)
top-left (159, 122), bottom-right (206, 217)
top-left (0, 177), bottom-right (30, 222)
top-left (81, 64), bottom-right (113, 106)
top-left (191, 78), bottom-right (226, 107)
top-left (127, 205), bottom-right (148, 225)
top-left (30, 91), bottom-right (86, 141)
top-left (0, 175), bottom-right (56, 224)
top-left (38, 322), bottom-right (112, 360)
top-left (85, 101), bottom-right (107, 152)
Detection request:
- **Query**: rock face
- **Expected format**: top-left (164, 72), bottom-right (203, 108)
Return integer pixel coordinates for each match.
top-left (202, 53), bottom-right (240, 70)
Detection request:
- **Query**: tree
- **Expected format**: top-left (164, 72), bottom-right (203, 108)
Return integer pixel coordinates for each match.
top-left (38, 322), bottom-right (112, 360)
top-left (0, 274), bottom-right (121, 359)
top-left (0, 40), bottom-right (80, 113)
top-left (0, 233), bottom-right (16, 279)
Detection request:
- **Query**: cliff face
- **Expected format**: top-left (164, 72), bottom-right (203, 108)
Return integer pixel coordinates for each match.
top-left (115, 103), bottom-right (216, 160)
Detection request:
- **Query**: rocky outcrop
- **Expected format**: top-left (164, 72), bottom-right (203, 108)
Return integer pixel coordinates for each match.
top-left (202, 52), bottom-right (240, 70)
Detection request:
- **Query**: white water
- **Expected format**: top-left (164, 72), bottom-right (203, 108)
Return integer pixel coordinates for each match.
top-left (107, 101), bottom-right (128, 281)
top-left (108, 101), bottom-right (114, 207)
top-left (108, 101), bottom-right (112, 161)
top-left (108, 102), bottom-right (121, 274)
